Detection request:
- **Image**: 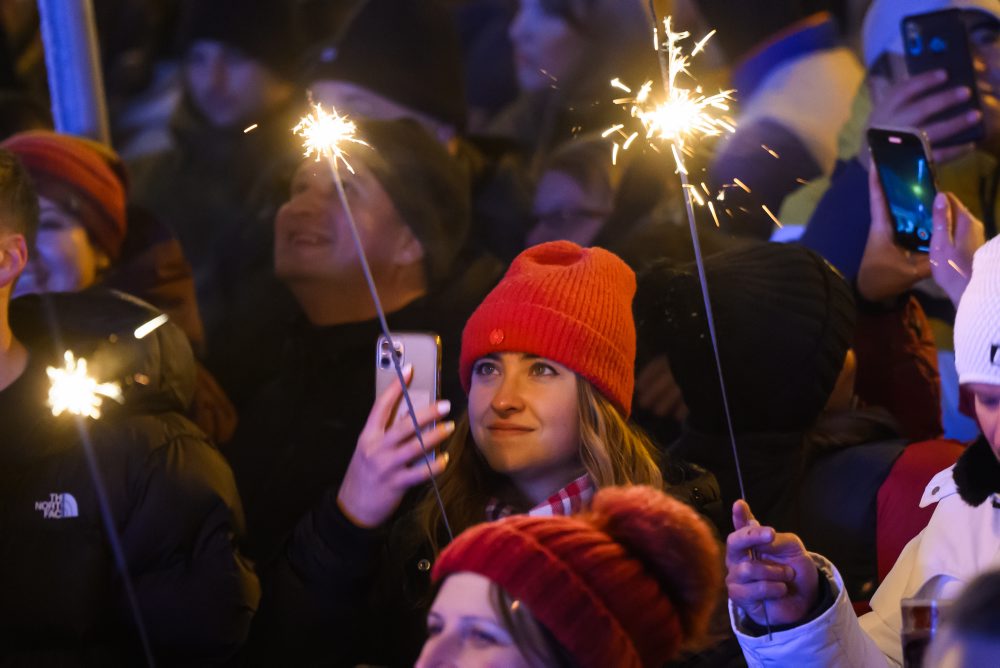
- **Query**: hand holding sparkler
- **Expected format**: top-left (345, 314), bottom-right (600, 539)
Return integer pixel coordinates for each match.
top-left (726, 500), bottom-right (821, 628)
top-left (292, 101), bottom-right (455, 539)
top-left (47, 350), bottom-right (122, 419)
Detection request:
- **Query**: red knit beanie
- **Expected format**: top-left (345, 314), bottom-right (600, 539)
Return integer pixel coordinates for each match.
top-left (2, 131), bottom-right (127, 261)
top-left (460, 241), bottom-right (637, 415)
top-left (432, 486), bottom-right (723, 668)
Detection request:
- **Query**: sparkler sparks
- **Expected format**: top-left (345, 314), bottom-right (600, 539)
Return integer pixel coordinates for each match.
top-left (606, 17), bottom-right (734, 174)
top-left (46, 351), bottom-right (122, 419)
top-left (292, 103), bottom-right (369, 174)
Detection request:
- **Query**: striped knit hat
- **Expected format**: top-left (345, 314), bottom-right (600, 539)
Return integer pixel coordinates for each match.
top-left (460, 241), bottom-right (636, 415)
top-left (955, 236), bottom-right (1000, 385)
top-left (432, 485), bottom-right (723, 668)
top-left (2, 131), bottom-right (126, 260)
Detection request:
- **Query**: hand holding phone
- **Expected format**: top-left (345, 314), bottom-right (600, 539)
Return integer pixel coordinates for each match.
top-left (375, 332), bottom-right (442, 428)
top-left (902, 9), bottom-right (985, 147)
top-left (868, 127), bottom-right (938, 253)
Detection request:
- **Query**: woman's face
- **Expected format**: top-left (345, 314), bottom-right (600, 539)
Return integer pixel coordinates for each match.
top-left (416, 572), bottom-right (535, 668)
top-left (14, 197), bottom-right (105, 297)
top-left (970, 382), bottom-right (1000, 461)
top-left (469, 352), bottom-right (582, 501)
top-left (509, 0), bottom-right (589, 93)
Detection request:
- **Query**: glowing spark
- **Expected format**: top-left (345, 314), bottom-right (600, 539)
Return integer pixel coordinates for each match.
top-left (611, 78), bottom-right (632, 93)
top-left (762, 144), bottom-right (780, 159)
top-left (948, 259), bottom-right (967, 277)
top-left (606, 17), bottom-right (734, 174)
top-left (733, 178), bottom-right (751, 193)
top-left (684, 183), bottom-right (705, 206)
top-left (761, 204), bottom-right (783, 228)
top-left (612, 142), bottom-right (621, 165)
top-left (602, 124), bottom-right (625, 138)
top-left (134, 314), bottom-right (169, 340)
top-left (795, 177), bottom-right (810, 185)
top-left (708, 200), bottom-right (721, 227)
top-left (692, 29), bottom-right (717, 55)
top-left (47, 351), bottom-right (122, 419)
top-left (700, 182), bottom-right (711, 196)
top-left (243, 123), bottom-right (259, 134)
top-left (293, 103), bottom-right (369, 174)
top-left (622, 132), bottom-right (639, 150)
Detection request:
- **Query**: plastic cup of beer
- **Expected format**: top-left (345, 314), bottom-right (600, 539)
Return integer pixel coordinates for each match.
top-left (901, 598), bottom-right (949, 668)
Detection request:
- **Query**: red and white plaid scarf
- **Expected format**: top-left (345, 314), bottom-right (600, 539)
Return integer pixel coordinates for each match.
top-left (485, 474), bottom-right (595, 521)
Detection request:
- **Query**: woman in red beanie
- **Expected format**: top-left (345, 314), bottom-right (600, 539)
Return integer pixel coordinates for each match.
top-left (259, 241), bottom-right (670, 665)
top-left (417, 485), bottom-right (723, 668)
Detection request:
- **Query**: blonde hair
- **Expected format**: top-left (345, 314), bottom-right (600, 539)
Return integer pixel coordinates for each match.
top-left (415, 377), bottom-right (662, 555)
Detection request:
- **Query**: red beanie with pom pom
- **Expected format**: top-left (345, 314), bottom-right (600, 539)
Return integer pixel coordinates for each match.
top-left (432, 485), bottom-right (723, 668)
top-left (460, 240), bottom-right (637, 415)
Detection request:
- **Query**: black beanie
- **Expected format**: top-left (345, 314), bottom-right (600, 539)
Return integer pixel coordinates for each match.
top-left (355, 118), bottom-right (470, 286)
top-left (691, 0), bottom-right (825, 62)
top-left (635, 242), bottom-right (856, 435)
top-left (305, 0), bottom-right (467, 130)
top-left (177, 0), bottom-right (298, 78)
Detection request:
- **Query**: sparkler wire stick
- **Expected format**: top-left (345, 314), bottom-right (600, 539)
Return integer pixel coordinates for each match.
top-left (645, 2), bottom-right (772, 636)
top-left (295, 104), bottom-right (454, 541)
top-left (39, 297), bottom-right (156, 666)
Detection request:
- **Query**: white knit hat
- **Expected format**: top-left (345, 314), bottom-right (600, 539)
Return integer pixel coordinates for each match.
top-left (955, 236), bottom-right (1000, 385)
top-left (862, 0), bottom-right (1000, 68)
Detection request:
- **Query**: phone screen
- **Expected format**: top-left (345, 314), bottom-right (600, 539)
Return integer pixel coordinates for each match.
top-left (869, 129), bottom-right (937, 253)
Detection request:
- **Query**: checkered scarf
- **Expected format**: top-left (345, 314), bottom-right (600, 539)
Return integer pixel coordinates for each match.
top-left (485, 474), bottom-right (595, 521)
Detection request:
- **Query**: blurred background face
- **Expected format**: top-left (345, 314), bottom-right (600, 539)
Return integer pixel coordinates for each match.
top-left (273, 158), bottom-right (409, 286)
top-left (527, 169), bottom-right (612, 246)
top-left (14, 197), bottom-right (105, 296)
top-left (965, 11), bottom-right (1000, 141)
top-left (184, 40), bottom-right (287, 128)
top-left (509, 0), bottom-right (589, 92)
top-left (468, 353), bottom-right (582, 487)
top-left (417, 572), bottom-right (535, 668)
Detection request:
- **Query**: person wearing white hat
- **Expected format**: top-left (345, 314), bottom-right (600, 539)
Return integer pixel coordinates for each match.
top-left (719, 198), bottom-right (1000, 665)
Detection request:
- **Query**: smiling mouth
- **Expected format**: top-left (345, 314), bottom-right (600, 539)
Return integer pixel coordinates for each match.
top-left (488, 425), bottom-right (535, 434)
top-left (287, 230), bottom-right (333, 247)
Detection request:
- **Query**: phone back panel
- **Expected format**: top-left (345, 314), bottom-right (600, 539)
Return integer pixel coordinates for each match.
top-left (375, 332), bottom-right (442, 426)
top-left (902, 9), bottom-right (984, 145)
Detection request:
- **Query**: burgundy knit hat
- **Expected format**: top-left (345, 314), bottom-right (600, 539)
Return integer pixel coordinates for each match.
top-left (460, 241), bottom-right (637, 415)
top-left (432, 485), bottom-right (723, 668)
top-left (2, 131), bottom-right (127, 261)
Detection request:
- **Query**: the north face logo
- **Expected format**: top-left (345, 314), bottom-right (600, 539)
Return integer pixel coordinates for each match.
top-left (35, 493), bottom-right (79, 519)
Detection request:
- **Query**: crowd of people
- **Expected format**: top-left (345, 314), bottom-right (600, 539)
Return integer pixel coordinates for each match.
top-left (1, 0), bottom-right (1000, 665)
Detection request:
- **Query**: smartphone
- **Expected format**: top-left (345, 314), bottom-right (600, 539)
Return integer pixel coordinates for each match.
top-left (902, 8), bottom-right (984, 146)
top-left (868, 127), bottom-right (938, 253)
top-left (375, 332), bottom-right (442, 428)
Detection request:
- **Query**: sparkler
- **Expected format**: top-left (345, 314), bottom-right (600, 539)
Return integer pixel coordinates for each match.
top-left (46, 350), bottom-right (122, 419)
top-left (610, 10), bottom-right (772, 635)
top-left (293, 102), bottom-right (454, 541)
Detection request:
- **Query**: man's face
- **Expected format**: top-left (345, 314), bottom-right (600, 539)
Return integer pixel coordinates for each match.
top-left (273, 157), bottom-right (415, 286)
top-left (184, 40), bottom-right (289, 128)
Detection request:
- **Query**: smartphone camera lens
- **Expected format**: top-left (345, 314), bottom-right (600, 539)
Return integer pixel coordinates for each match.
top-left (906, 23), bottom-right (923, 56)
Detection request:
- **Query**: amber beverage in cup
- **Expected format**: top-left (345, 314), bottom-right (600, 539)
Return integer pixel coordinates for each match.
top-left (901, 598), bottom-right (949, 668)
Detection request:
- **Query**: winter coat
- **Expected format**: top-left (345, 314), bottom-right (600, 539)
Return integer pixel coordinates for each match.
top-left (225, 254), bottom-right (503, 565)
top-left (0, 291), bottom-right (259, 665)
top-left (730, 447), bottom-right (1000, 667)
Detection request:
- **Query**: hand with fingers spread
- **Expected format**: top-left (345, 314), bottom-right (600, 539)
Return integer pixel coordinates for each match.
top-left (863, 69), bottom-right (980, 165)
top-left (726, 500), bottom-right (819, 627)
top-left (338, 365), bottom-right (454, 528)
top-left (857, 160), bottom-right (933, 302)
top-left (930, 191), bottom-right (986, 308)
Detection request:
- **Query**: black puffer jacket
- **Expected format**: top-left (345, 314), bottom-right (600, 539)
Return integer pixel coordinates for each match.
top-left (0, 291), bottom-right (260, 666)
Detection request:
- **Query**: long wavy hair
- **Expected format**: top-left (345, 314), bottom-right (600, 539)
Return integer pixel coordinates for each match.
top-left (415, 376), bottom-right (663, 555)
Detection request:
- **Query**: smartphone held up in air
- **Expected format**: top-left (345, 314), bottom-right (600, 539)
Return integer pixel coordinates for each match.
top-left (375, 331), bottom-right (442, 429)
top-left (868, 126), bottom-right (938, 253)
top-left (902, 8), bottom-right (985, 146)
